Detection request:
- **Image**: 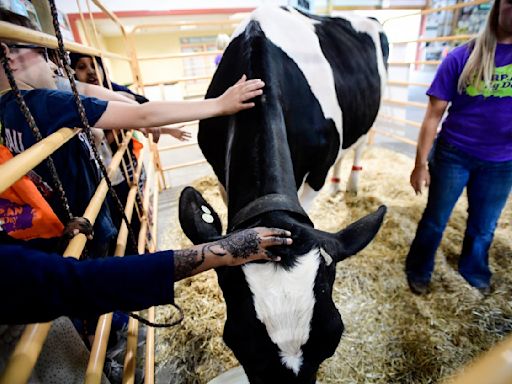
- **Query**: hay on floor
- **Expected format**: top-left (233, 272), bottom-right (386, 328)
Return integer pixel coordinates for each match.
top-left (155, 146), bottom-right (512, 384)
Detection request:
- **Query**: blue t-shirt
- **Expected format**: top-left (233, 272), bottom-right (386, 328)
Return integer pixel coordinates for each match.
top-left (427, 43), bottom-right (512, 162)
top-left (0, 89), bottom-right (117, 252)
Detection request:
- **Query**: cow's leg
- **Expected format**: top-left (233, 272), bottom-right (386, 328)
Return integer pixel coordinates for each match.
top-left (329, 158), bottom-right (343, 196)
top-left (346, 135), bottom-right (367, 194)
top-left (299, 182), bottom-right (319, 212)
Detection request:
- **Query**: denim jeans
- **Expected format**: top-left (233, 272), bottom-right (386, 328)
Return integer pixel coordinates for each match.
top-left (406, 139), bottom-right (512, 288)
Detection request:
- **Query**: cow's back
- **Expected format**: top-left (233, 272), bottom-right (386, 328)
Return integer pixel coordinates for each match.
top-left (199, 5), bottom-right (388, 191)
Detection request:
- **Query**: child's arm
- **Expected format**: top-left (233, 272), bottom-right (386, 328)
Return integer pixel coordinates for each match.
top-left (94, 75), bottom-right (263, 130)
top-left (76, 82), bottom-right (191, 142)
top-left (75, 81), bottom-right (138, 104)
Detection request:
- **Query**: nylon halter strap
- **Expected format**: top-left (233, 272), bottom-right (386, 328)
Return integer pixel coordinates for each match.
top-left (228, 193), bottom-right (313, 232)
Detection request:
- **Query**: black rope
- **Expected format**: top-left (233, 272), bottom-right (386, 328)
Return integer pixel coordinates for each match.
top-left (0, 46), bottom-right (73, 222)
top-left (127, 303), bottom-right (184, 328)
top-left (47, 0), bottom-right (138, 252)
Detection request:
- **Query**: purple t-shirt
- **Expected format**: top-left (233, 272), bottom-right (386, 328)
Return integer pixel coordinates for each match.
top-left (427, 43), bottom-right (512, 161)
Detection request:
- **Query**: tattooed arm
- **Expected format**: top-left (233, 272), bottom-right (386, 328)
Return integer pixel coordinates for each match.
top-left (173, 227), bottom-right (292, 281)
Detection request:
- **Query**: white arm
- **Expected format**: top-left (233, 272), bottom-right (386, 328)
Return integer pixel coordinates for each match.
top-left (94, 75), bottom-right (264, 130)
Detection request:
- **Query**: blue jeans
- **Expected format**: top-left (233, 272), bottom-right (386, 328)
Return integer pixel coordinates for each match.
top-left (406, 139), bottom-right (512, 288)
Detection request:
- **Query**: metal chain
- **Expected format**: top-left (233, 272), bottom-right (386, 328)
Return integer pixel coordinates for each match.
top-left (47, 0), bottom-right (179, 328)
top-left (0, 46), bottom-right (73, 222)
top-left (47, 0), bottom-right (138, 252)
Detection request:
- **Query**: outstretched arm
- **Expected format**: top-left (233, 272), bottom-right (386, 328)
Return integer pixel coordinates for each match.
top-left (94, 75), bottom-right (264, 130)
top-left (0, 244), bottom-right (175, 324)
top-left (0, 227), bottom-right (291, 324)
top-left (75, 80), bottom-right (138, 104)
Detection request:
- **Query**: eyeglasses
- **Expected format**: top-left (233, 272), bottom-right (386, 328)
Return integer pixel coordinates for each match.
top-left (7, 43), bottom-right (49, 62)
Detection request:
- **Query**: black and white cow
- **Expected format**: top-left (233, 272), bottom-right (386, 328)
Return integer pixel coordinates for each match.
top-left (179, 5), bottom-right (388, 383)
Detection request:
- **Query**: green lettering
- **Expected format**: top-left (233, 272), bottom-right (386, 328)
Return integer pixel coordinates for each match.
top-left (466, 63), bottom-right (512, 98)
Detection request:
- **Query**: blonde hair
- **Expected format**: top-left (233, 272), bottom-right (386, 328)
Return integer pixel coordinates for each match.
top-left (457, 0), bottom-right (501, 93)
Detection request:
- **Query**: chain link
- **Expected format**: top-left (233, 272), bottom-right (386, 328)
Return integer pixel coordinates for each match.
top-left (47, 0), bottom-right (138, 252)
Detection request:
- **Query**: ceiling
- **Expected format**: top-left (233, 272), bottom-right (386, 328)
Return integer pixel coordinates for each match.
top-left (64, 0), bottom-right (428, 37)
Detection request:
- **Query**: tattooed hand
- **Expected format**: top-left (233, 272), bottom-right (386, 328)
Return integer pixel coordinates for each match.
top-left (173, 227), bottom-right (292, 281)
top-left (209, 227), bottom-right (292, 266)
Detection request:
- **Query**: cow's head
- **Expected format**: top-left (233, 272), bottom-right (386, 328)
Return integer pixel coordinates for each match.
top-left (179, 186), bottom-right (386, 383)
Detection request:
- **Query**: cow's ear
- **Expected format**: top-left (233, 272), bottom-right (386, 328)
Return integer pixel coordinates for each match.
top-left (329, 205), bottom-right (386, 262)
top-left (178, 187), bottom-right (223, 245)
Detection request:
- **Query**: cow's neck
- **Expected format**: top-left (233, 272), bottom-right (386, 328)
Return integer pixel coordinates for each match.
top-left (225, 99), bottom-right (300, 226)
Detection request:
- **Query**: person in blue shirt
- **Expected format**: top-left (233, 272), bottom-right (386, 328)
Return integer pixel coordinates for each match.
top-left (0, 227), bottom-right (292, 324)
top-left (0, 31), bottom-right (263, 254)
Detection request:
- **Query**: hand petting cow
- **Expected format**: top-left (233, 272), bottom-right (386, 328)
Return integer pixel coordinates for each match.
top-left (179, 5), bottom-right (389, 383)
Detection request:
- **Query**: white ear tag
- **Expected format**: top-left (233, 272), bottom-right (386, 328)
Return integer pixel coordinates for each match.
top-left (201, 205), bottom-right (212, 214)
top-left (320, 248), bottom-right (333, 266)
top-left (202, 213), bottom-right (214, 223)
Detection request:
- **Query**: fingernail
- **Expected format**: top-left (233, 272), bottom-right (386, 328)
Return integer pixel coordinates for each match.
top-left (73, 229), bottom-right (79, 235)
top-left (285, 230), bottom-right (291, 236)
top-left (274, 256), bottom-right (281, 262)
top-left (287, 238), bottom-right (293, 245)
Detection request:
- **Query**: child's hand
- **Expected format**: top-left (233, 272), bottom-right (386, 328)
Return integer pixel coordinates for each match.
top-left (161, 127), bottom-right (192, 142)
top-left (217, 74), bottom-right (264, 115)
top-left (139, 126), bottom-right (191, 143)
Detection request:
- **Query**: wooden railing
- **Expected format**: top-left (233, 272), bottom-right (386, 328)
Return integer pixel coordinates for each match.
top-left (0, 2), bottom-right (162, 383)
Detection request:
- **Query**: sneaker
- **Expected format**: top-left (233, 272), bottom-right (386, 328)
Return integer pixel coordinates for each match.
top-left (407, 277), bottom-right (429, 295)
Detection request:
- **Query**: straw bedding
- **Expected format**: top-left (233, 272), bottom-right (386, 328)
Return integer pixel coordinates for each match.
top-left (155, 146), bottom-right (512, 384)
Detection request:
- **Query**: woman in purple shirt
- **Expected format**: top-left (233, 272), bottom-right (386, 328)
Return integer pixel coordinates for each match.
top-left (406, 0), bottom-right (512, 295)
